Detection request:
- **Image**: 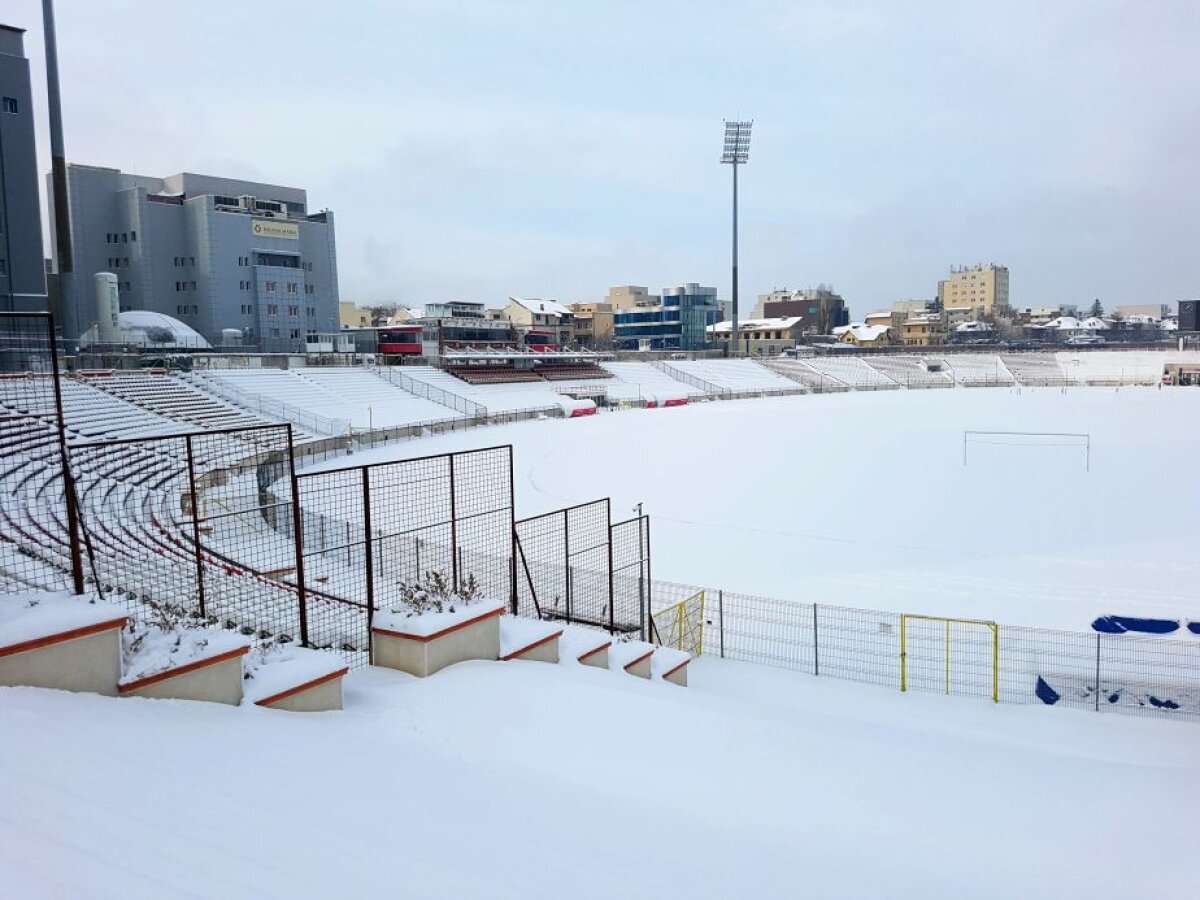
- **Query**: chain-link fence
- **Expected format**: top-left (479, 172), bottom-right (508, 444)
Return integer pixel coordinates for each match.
top-left (0, 312), bottom-right (83, 594)
top-left (654, 580), bottom-right (1200, 721)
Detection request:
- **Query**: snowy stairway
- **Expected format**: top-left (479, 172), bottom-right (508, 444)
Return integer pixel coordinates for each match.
top-left (0, 591), bottom-right (347, 711)
top-left (500, 616), bottom-right (563, 663)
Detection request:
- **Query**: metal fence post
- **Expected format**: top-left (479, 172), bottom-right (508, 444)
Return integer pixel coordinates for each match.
top-left (448, 453), bottom-right (459, 592)
top-left (361, 467), bottom-right (375, 658)
top-left (183, 434), bottom-right (207, 619)
top-left (508, 448), bottom-right (518, 615)
top-left (46, 315), bottom-right (85, 595)
top-left (813, 602), bottom-right (819, 676)
top-left (1095, 633), bottom-right (1102, 712)
top-left (285, 428), bottom-right (310, 647)
top-left (718, 589), bottom-right (725, 658)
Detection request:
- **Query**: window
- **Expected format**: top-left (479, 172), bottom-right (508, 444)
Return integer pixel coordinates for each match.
top-left (290, 329), bottom-right (300, 340)
top-left (265, 281), bottom-right (276, 293)
top-left (287, 282), bottom-right (297, 294)
top-left (189, 256), bottom-right (195, 266)
top-left (287, 305), bottom-right (299, 317)
top-left (267, 303), bottom-right (278, 315)
top-left (130, 231), bottom-right (136, 241)
top-left (1, 97), bottom-right (18, 114)
top-left (106, 234), bottom-right (112, 244)
top-left (121, 233), bottom-right (128, 243)
top-left (0, 259), bottom-right (6, 276)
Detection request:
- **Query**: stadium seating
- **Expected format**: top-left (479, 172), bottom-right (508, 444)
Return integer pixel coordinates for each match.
top-left (598, 362), bottom-right (706, 402)
top-left (665, 359), bottom-right (801, 394)
top-left (1000, 354), bottom-right (1069, 385)
top-left (938, 355), bottom-right (1015, 386)
top-left (532, 362), bottom-right (611, 381)
top-left (444, 364), bottom-right (543, 385)
top-left (791, 356), bottom-right (900, 389)
top-left (858, 356), bottom-right (953, 388)
top-left (401, 365), bottom-right (565, 414)
top-left (92, 372), bottom-right (280, 433)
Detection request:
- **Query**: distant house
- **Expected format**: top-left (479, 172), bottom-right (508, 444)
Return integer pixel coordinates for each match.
top-left (503, 297), bottom-right (575, 349)
top-left (833, 323), bottom-right (892, 347)
top-left (707, 316), bottom-right (803, 356)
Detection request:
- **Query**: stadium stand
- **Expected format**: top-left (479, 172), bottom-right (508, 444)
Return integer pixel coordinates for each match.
top-left (1054, 351), bottom-right (1179, 385)
top-left (1000, 354), bottom-right (1070, 386)
top-left (859, 356), bottom-right (953, 388)
top-left (794, 356), bottom-right (900, 389)
top-left (90, 372), bottom-right (284, 434)
top-left (758, 359), bottom-right (847, 391)
top-left (938, 355), bottom-right (1016, 386)
top-left (401, 366), bottom-right (564, 414)
top-left (534, 362), bottom-right (611, 381)
top-left (445, 364), bottom-right (542, 385)
top-left (598, 362), bottom-right (706, 402)
top-left (665, 359), bottom-right (801, 394)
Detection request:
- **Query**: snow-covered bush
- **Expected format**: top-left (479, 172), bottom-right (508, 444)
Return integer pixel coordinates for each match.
top-left (391, 570), bottom-right (481, 617)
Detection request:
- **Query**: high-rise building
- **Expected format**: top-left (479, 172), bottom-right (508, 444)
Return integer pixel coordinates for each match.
top-left (0, 24), bottom-right (47, 312)
top-left (937, 264), bottom-right (1009, 317)
top-left (49, 165), bottom-right (339, 350)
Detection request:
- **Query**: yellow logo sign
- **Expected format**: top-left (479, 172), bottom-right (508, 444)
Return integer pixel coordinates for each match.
top-left (251, 219), bottom-right (299, 240)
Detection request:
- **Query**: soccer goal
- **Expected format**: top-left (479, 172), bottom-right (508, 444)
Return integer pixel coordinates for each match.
top-left (900, 614), bottom-right (999, 703)
top-left (962, 430), bottom-right (1091, 472)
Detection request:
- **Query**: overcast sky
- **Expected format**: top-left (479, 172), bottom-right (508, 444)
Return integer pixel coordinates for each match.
top-left (8, 0), bottom-right (1198, 314)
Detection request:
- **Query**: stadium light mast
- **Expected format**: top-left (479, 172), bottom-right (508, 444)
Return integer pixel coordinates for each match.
top-left (720, 119), bottom-right (752, 356)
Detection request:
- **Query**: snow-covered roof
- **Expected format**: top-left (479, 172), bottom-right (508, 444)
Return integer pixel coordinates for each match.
top-left (509, 296), bottom-right (572, 318)
top-left (707, 317), bottom-right (802, 334)
top-left (954, 321), bottom-right (994, 332)
top-left (1079, 316), bottom-right (1110, 330)
top-left (1041, 316), bottom-right (1082, 330)
top-left (837, 324), bottom-right (890, 342)
top-left (79, 310), bottom-right (212, 349)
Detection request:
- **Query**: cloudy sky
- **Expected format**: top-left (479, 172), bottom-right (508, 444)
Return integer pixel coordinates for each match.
top-left (8, 0), bottom-right (1198, 314)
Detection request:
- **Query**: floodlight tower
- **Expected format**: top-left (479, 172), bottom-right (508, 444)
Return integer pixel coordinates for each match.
top-left (720, 120), bottom-right (752, 356)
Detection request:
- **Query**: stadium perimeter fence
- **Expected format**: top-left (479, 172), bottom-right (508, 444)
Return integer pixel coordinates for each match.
top-left (647, 579), bottom-right (1200, 722)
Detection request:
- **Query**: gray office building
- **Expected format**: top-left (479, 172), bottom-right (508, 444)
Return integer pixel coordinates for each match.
top-left (0, 24), bottom-right (48, 313)
top-left (51, 165), bottom-right (339, 350)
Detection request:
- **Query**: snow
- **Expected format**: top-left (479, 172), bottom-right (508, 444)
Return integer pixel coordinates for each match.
top-left (120, 625), bottom-right (251, 685)
top-left (650, 645), bottom-right (690, 677)
top-left (0, 591), bottom-right (125, 650)
top-left (374, 598), bottom-right (506, 638)
top-left (241, 642), bottom-right (347, 705)
top-left (333, 385), bottom-right (1200, 632)
top-left (1, 658), bottom-right (1196, 898)
top-left (609, 639), bottom-right (654, 669)
top-left (558, 625), bottom-right (611, 662)
top-left (499, 615), bottom-right (562, 657)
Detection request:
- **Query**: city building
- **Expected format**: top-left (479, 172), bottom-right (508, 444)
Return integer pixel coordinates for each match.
top-left (605, 285), bottom-right (661, 310)
top-left (565, 302), bottom-right (614, 349)
top-left (0, 24), bottom-right (47, 312)
top-left (417, 299), bottom-right (514, 353)
top-left (1114, 304), bottom-right (1170, 321)
top-left (613, 283), bottom-right (719, 351)
top-left (937, 264), bottom-right (1009, 316)
top-left (502, 297), bottom-right (574, 349)
top-left (707, 316), bottom-right (803, 356)
top-left (751, 286), bottom-right (848, 335)
top-left (426, 300), bottom-right (487, 320)
top-left (901, 314), bottom-right (946, 346)
top-left (48, 165), bottom-right (339, 350)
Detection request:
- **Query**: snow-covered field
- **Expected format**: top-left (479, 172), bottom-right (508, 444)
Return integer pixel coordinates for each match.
top-left (326, 386), bottom-right (1200, 632)
top-left (1, 658), bottom-right (1195, 899)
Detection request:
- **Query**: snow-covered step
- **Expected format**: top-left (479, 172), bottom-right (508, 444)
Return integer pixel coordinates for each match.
top-left (0, 591), bottom-right (127, 696)
top-left (609, 640), bottom-right (655, 679)
top-left (500, 615), bottom-right (563, 663)
top-left (243, 645), bottom-right (349, 712)
top-left (118, 629), bottom-right (252, 705)
top-left (371, 599), bottom-right (505, 677)
top-left (651, 646), bottom-right (690, 687)
top-left (558, 626), bottom-right (611, 668)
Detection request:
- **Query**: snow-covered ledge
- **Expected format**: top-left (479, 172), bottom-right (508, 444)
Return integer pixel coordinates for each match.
top-left (559, 626), bottom-right (611, 669)
top-left (609, 640), bottom-right (655, 679)
top-left (243, 644), bottom-right (349, 712)
top-left (500, 616), bottom-right (562, 664)
top-left (0, 592), bottom-right (127, 696)
top-left (372, 599), bottom-right (504, 678)
top-left (651, 647), bottom-right (690, 687)
top-left (119, 629), bottom-right (251, 705)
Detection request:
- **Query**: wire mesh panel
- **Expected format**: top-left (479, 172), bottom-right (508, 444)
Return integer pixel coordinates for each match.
top-left (294, 445), bottom-right (515, 666)
top-left (514, 499), bottom-right (612, 629)
top-left (69, 425), bottom-right (308, 646)
top-left (1097, 632), bottom-right (1200, 720)
top-left (610, 515), bottom-right (650, 639)
top-left (998, 625), bottom-right (1099, 712)
top-left (0, 313), bottom-right (77, 593)
top-left (815, 604), bottom-right (900, 688)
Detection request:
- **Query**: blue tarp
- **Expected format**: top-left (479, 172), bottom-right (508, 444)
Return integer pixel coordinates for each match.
top-left (1188, 622), bottom-right (1200, 635)
top-left (1091, 616), bottom-right (1179, 635)
top-left (1035, 677), bottom-right (1061, 705)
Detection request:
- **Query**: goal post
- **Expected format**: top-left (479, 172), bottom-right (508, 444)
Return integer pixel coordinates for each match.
top-left (900, 614), bottom-right (998, 703)
top-left (962, 430), bottom-right (1091, 472)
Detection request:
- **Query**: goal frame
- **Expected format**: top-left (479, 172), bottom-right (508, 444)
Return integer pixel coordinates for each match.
top-left (962, 430), bottom-right (1091, 472)
top-left (900, 613), bottom-right (999, 703)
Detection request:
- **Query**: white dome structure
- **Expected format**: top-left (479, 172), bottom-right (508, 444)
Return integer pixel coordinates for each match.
top-left (79, 310), bottom-right (212, 350)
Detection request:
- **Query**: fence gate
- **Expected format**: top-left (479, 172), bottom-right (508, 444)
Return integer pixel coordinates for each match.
top-left (514, 499), bottom-right (611, 629)
top-left (652, 589), bottom-right (704, 656)
top-left (610, 514), bottom-right (651, 639)
top-left (900, 614), bottom-right (998, 702)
